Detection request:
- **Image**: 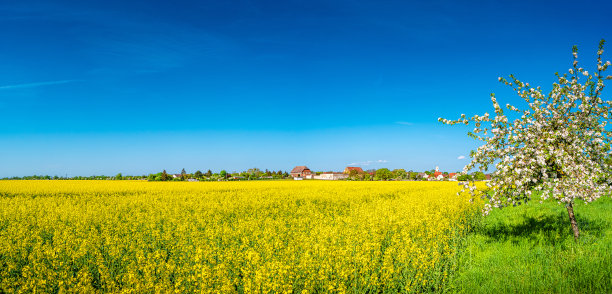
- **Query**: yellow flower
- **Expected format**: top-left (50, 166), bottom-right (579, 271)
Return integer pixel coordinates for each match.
top-left (0, 180), bottom-right (482, 292)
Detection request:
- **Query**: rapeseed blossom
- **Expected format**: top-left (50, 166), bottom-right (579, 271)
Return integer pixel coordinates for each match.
top-left (0, 180), bottom-right (481, 292)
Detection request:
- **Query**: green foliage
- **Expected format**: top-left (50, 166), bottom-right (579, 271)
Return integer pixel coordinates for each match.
top-left (348, 169), bottom-right (360, 180)
top-left (374, 168), bottom-right (392, 181)
top-left (457, 174), bottom-right (471, 181)
top-left (247, 168), bottom-right (262, 178)
top-left (472, 171), bottom-right (485, 181)
top-left (407, 171), bottom-right (418, 181)
top-left (392, 169), bottom-right (407, 180)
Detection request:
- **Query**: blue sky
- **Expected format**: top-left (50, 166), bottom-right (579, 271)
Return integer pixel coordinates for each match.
top-left (0, 0), bottom-right (611, 177)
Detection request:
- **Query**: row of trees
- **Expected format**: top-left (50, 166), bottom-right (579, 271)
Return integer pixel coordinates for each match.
top-left (345, 168), bottom-right (410, 181)
top-left (345, 168), bottom-right (488, 181)
top-left (147, 168), bottom-right (291, 181)
top-left (1, 174), bottom-right (146, 180)
top-left (2, 169), bottom-right (490, 182)
top-left (1, 169), bottom-right (292, 181)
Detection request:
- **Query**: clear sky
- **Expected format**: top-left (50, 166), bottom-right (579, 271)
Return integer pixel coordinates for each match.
top-left (0, 0), bottom-right (611, 177)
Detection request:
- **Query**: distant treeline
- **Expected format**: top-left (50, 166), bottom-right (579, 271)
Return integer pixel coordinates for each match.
top-left (0, 174), bottom-right (146, 181)
top-left (147, 168), bottom-right (290, 181)
top-left (2, 168), bottom-right (489, 181)
top-left (0, 168), bottom-right (290, 181)
top-left (343, 169), bottom-right (487, 181)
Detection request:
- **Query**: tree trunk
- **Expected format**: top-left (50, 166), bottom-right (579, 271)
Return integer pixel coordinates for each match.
top-left (566, 202), bottom-right (580, 241)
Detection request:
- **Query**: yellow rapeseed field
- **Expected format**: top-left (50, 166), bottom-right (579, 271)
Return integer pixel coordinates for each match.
top-left (0, 180), bottom-right (481, 293)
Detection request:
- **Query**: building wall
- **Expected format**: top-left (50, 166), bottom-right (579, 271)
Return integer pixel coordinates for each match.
top-left (344, 167), bottom-right (363, 174)
top-left (314, 173), bottom-right (348, 180)
top-left (291, 169), bottom-right (311, 178)
top-left (292, 171), bottom-right (313, 179)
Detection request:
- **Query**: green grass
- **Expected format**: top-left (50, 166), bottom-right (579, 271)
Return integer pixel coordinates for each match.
top-left (447, 196), bottom-right (612, 293)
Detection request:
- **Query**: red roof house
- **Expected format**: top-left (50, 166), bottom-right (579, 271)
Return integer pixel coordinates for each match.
top-left (290, 166), bottom-right (312, 178)
top-left (343, 167), bottom-right (364, 174)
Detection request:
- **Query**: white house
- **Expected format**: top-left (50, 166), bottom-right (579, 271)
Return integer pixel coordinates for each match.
top-left (314, 172), bottom-right (348, 180)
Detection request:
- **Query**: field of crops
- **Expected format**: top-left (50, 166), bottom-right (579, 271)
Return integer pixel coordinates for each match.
top-left (0, 180), bottom-right (481, 293)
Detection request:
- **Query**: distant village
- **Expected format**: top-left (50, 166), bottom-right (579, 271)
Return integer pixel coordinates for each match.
top-left (2, 166), bottom-right (492, 181)
top-left (289, 166), bottom-right (491, 181)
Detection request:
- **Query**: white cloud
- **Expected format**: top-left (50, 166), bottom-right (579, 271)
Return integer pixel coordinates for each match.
top-left (0, 80), bottom-right (79, 90)
top-left (347, 160), bottom-right (389, 166)
top-left (457, 155), bottom-right (466, 160)
top-left (396, 121), bottom-right (413, 126)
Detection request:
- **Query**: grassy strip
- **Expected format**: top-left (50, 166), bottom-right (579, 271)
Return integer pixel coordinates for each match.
top-left (447, 196), bottom-right (612, 293)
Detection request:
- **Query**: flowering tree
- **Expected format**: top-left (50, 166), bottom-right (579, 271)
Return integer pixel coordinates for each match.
top-left (439, 40), bottom-right (612, 240)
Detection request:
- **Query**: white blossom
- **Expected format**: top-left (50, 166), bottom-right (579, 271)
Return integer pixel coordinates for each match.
top-left (441, 41), bottom-right (612, 216)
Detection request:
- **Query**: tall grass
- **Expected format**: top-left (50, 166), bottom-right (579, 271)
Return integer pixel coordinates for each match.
top-left (448, 196), bottom-right (612, 293)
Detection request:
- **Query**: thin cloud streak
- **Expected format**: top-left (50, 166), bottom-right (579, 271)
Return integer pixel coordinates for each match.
top-left (0, 80), bottom-right (79, 90)
top-left (457, 155), bottom-right (466, 160)
top-left (396, 121), bottom-right (413, 126)
top-left (347, 159), bottom-right (389, 166)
